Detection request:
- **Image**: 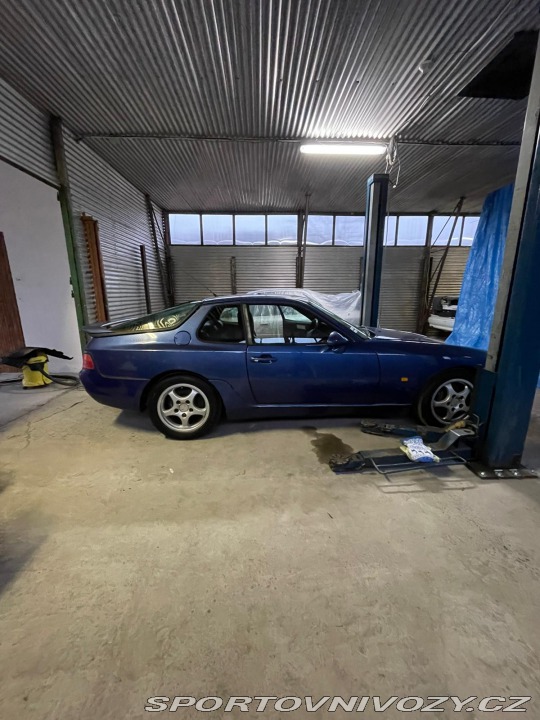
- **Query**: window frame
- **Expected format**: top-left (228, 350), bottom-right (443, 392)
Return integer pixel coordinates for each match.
top-left (167, 212), bottom-right (480, 248)
top-left (395, 214), bottom-right (429, 246)
top-left (266, 213), bottom-right (299, 246)
top-left (460, 215), bottom-right (480, 246)
top-left (243, 301), bottom-right (342, 346)
top-left (196, 303), bottom-right (247, 345)
top-left (305, 214), bottom-right (335, 246)
top-left (234, 213), bottom-right (267, 246)
top-left (334, 214), bottom-right (365, 246)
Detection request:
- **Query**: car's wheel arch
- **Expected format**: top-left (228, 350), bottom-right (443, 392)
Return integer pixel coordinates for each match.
top-left (423, 364), bottom-right (477, 388)
top-left (140, 370), bottom-right (224, 415)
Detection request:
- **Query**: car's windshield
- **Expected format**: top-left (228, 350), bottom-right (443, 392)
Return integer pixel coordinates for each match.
top-left (306, 301), bottom-right (372, 339)
top-left (107, 302), bottom-right (199, 334)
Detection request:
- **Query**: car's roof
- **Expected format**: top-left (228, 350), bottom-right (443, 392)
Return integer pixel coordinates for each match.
top-left (199, 294), bottom-right (313, 305)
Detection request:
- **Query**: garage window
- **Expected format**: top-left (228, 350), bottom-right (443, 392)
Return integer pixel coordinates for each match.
top-left (334, 216), bottom-right (364, 245)
top-left (432, 216), bottom-right (463, 246)
top-left (396, 216), bottom-right (429, 245)
top-left (307, 215), bottom-right (333, 245)
top-left (235, 215), bottom-right (266, 245)
top-left (169, 214), bottom-right (201, 245)
top-left (384, 216), bottom-right (397, 245)
top-left (461, 216), bottom-right (480, 246)
top-left (267, 215), bottom-right (297, 245)
top-left (202, 215), bottom-right (233, 245)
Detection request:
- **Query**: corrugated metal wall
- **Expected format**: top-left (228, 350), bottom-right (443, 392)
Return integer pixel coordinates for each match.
top-left (235, 248), bottom-right (297, 293)
top-left (172, 245), bottom-right (429, 332)
top-left (171, 246), bottom-right (297, 301)
top-left (303, 247), bottom-right (363, 293)
top-left (429, 247), bottom-right (470, 297)
top-left (0, 79), bottom-right (57, 186)
top-left (379, 247), bottom-right (425, 331)
top-left (172, 246), bottom-right (364, 300)
top-left (64, 130), bottom-right (166, 321)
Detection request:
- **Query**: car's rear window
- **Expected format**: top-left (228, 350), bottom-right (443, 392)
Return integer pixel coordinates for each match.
top-left (108, 302), bottom-right (199, 334)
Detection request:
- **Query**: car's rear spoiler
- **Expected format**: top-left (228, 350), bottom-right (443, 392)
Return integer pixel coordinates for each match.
top-left (83, 317), bottom-right (139, 337)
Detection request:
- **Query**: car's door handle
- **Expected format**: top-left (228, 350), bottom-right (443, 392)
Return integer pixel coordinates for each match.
top-left (250, 354), bottom-right (277, 364)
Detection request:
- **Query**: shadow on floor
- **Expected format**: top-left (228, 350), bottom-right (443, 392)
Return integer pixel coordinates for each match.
top-left (0, 506), bottom-right (45, 599)
top-left (0, 379), bottom-right (70, 431)
top-left (114, 406), bottom-right (411, 439)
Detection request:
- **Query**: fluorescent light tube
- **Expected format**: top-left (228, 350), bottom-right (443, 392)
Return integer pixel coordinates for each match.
top-left (300, 143), bottom-right (386, 156)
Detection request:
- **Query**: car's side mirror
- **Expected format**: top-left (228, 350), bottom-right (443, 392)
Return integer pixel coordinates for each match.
top-left (326, 331), bottom-right (349, 350)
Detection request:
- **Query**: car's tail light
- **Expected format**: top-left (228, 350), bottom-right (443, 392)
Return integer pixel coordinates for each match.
top-left (82, 353), bottom-right (95, 370)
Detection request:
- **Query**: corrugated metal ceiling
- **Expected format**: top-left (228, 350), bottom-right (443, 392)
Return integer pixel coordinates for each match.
top-left (0, 0), bottom-right (536, 211)
top-left (82, 136), bottom-right (520, 212)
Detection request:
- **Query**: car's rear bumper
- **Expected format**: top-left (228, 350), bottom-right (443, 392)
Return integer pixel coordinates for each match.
top-left (80, 369), bottom-right (146, 411)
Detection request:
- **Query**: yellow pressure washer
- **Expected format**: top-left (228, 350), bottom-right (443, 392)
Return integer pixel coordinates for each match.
top-left (22, 354), bottom-right (53, 388)
top-left (0, 347), bottom-right (79, 388)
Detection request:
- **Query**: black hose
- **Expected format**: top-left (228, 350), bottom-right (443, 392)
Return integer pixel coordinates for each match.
top-left (41, 370), bottom-right (80, 387)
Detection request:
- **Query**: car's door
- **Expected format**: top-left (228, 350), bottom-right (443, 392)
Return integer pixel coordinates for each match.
top-left (245, 302), bottom-right (380, 405)
top-left (189, 303), bottom-right (250, 391)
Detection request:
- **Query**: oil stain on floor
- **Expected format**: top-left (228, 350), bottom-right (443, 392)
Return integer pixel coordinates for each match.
top-left (302, 427), bottom-right (354, 464)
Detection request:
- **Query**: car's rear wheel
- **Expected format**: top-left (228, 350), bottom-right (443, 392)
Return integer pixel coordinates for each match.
top-left (148, 374), bottom-right (221, 439)
top-left (416, 369), bottom-right (475, 427)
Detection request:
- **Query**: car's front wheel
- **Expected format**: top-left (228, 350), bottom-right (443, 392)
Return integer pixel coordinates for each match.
top-left (416, 369), bottom-right (475, 427)
top-left (148, 374), bottom-right (221, 439)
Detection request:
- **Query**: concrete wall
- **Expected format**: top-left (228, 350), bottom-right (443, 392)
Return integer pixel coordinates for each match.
top-left (0, 160), bottom-right (82, 372)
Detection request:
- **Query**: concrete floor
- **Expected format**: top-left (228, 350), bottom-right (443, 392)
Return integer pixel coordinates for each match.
top-left (0, 374), bottom-right (71, 426)
top-left (0, 388), bottom-right (540, 719)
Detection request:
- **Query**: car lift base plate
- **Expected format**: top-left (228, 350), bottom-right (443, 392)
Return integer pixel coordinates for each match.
top-left (466, 461), bottom-right (538, 479)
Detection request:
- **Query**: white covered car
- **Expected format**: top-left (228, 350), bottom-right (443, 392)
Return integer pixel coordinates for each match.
top-left (247, 288), bottom-right (362, 325)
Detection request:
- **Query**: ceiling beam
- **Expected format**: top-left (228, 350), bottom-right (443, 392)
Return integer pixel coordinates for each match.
top-left (76, 133), bottom-right (520, 147)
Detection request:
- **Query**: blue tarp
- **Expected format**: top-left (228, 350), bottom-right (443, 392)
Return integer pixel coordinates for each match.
top-left (446, 184), bottom-right (514, 350)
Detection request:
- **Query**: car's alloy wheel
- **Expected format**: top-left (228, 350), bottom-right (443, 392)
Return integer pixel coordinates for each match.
top-left (148, 374), bottom-right (221, 439)
top-left (157, 383), bottom-right (210, 433)
top-left (430, 378), bottom-right (473, 425)
top-left (416, 369), bottom-right (475, 427)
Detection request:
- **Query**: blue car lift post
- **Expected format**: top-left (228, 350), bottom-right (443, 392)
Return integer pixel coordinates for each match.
top-left (469, 35), bottom-right (540, 479)
top-left (360, 173), bottom-right (389, 326)
top-left (334, 173), bottom-right (476, 477)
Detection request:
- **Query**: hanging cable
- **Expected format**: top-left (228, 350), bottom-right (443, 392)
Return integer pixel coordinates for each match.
top-left (385, 137), bottom-right (401, 188)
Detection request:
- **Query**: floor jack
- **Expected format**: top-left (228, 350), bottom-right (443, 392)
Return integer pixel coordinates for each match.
top-left (329, 419), bottom-right (478, 476)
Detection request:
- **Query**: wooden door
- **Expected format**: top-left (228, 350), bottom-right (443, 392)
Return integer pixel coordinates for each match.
top-left (81, 213), bottom-right (109, 322)
top-left (0, 232), bottom-right (25, 371)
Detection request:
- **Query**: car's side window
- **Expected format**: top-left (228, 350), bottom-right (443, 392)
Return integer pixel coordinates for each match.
top-left (198, 305), bottom-right (246, 343)
top-left (247, 304), bottom-right (333, 345)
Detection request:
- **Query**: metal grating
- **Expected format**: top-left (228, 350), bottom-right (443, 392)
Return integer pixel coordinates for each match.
top-left (0, 79), bottom-right (57, 186)
top-left (303, 247), bottom-right (363, 292)
top-left (0, 0), bottom-right (536, 212)
top-left (379, 247), bottom-right (425, 331)
top-left (64, 130), bottom-right (166, 321)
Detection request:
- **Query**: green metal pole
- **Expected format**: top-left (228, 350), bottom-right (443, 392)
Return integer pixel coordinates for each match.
top-left (50, 116), bottom-right (87, 349)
